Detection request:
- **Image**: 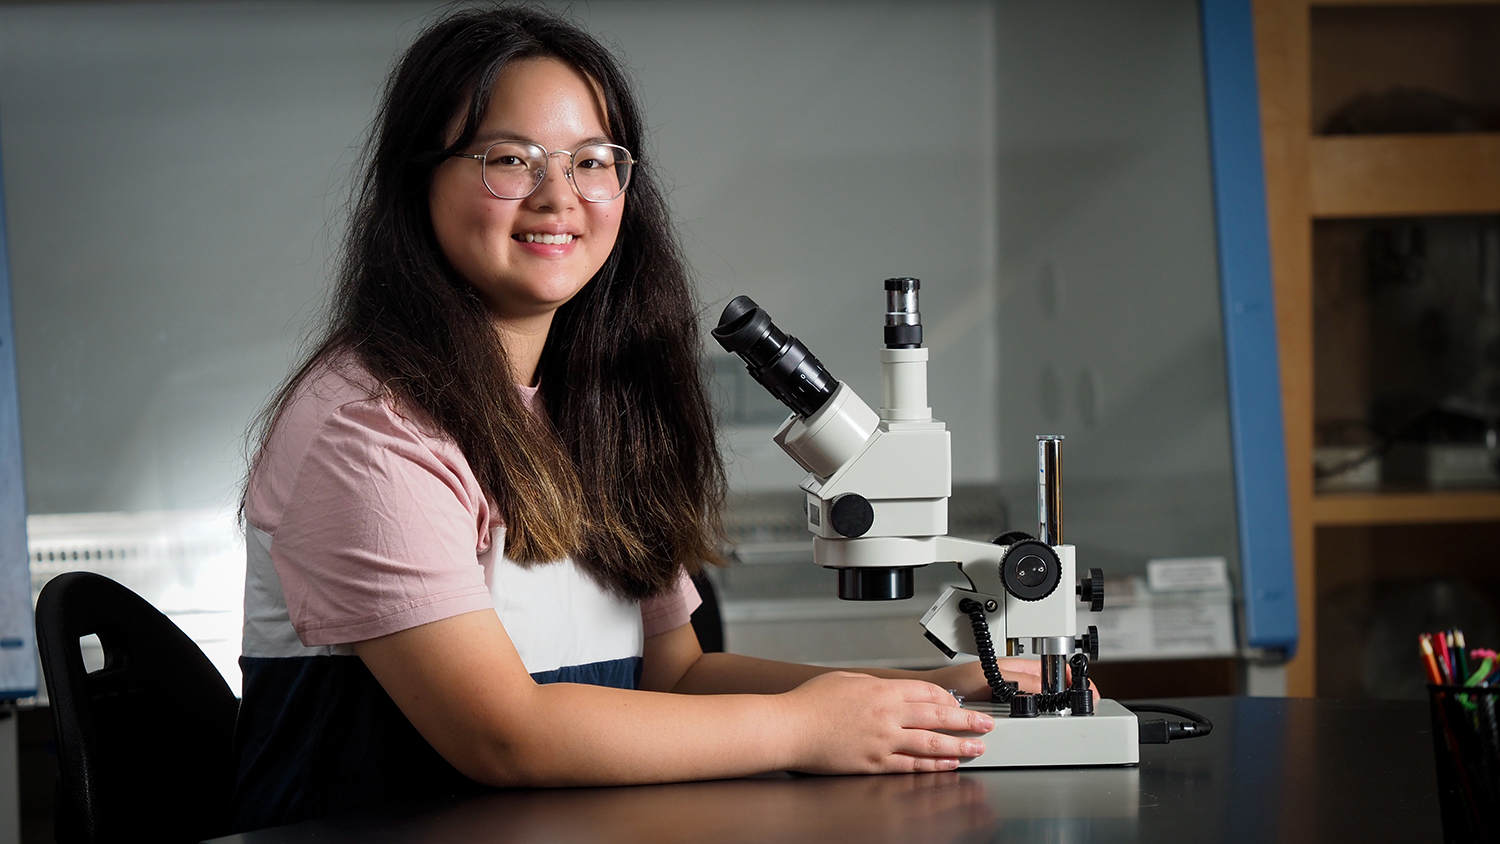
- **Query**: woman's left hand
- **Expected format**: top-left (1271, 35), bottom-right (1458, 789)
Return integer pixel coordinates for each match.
top-left (921, 659), bottom-right (1099, 703)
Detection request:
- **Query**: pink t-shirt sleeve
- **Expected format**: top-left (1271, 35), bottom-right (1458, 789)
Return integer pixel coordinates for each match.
top-left (266, 394), bottom-right (494, 647)
top-left (640, 572), bottom-right (703, 638)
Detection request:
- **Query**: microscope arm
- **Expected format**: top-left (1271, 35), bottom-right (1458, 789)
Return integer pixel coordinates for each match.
top-left (919, 536), bottom-right (1084, 664)
top-left (918, 537), bottom-right (1008, 661)
top-left (936, 536), bottom-right (1007, 595)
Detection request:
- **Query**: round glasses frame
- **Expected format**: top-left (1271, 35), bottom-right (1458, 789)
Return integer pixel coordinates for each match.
top-left (451, 140), bottom-right (635, 203)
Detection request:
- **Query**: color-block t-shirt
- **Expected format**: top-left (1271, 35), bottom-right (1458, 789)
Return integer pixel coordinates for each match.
top-left (231, 356), bottom-right (699, 831)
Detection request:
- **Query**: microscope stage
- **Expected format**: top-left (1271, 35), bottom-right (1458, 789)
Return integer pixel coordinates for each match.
top-left (948, 698), bottom-right (1140, 768)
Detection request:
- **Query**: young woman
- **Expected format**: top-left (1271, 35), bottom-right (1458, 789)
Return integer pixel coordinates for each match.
top-left (233, 6), bottom-right (1054, 831)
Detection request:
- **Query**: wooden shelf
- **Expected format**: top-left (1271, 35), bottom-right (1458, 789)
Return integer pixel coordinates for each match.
top-left (1314, 0), bottom-right (1500, 6)
top-left (1309, 133), bottom-right (1500, 217)
top-left (1312, 0), bottom-right (1500, 6)
top-left (1312, 489), bottom-right (1500, 525)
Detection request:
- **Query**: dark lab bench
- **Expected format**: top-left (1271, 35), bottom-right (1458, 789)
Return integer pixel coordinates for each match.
top-left (210, 696), bottom-right (1443, 844)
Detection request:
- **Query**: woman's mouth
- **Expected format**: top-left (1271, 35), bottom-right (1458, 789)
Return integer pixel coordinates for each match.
top-left (514, 233), bottom-right (575, 244)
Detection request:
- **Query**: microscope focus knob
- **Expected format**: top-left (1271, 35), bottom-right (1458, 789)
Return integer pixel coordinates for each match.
top-left (999, 540), bottom-right (1062, 602)
top-left (1074, 625), bottom-right (1100, 661)
top-left (829, 493), bottom-right (875, 538)
top-left (1077, 568), bottom-right (1105, 612)
top-left (992, 530), bottom-right (1036, 547)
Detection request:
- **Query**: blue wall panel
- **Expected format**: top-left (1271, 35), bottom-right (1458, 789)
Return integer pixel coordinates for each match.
top-left (1201, 0), bottom-right (1299, 655)
top-left (0, 121), bottom-right (36, 698)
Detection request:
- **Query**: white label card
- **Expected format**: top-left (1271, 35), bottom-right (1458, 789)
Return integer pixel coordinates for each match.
top-left (1147, 556), bottom-right (1229, 593)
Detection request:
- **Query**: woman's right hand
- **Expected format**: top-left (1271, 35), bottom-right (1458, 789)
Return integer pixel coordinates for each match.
top-left (777, 672), bottom-right (994, 774)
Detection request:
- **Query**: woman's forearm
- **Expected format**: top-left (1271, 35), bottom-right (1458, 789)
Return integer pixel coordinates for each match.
top-left (664, 648), bottom-right (1052, 702)
top-left (668, 651), bottom-right (923, 695)
top-left (484, 682), bottom-right (796, 786)
top-left (356, 611), bottom-right (993, 788)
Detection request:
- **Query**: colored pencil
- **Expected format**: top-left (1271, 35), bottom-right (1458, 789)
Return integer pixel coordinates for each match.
top-left (1421, 635), bottom-right (1445, 686)
top-left (1466, 657), bottom-right (1494, 687)
top-left (1455, 629), bottom-right (1470, 680)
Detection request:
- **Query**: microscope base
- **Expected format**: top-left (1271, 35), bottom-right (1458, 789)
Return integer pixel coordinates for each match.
top-left (949, 698), bottom-right (1140, 768)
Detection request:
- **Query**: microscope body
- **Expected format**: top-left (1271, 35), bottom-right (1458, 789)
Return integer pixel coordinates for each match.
top-left (782, 377), bottom-right (1083, 648)
top-left (715, 280), bottom-right (1138, 768)
top-left (768, 307), bottom-right (1085, 660)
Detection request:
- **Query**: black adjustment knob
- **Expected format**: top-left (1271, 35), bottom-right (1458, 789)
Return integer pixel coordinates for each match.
top-left (1069, 653), bottom-right (1094, 716)
top-left (1074, 625), bottom-right (1100, 661)
top-left (1077, 567), bottom-right (1105, 612)
top-left (1000, 540), bottom-right (1062, 602)
top-left (992, 530), bottom-right (1035, 547)
top-left (1008, 693), bottom-right (1039, 718)
top-left (829, 493), bottom-right (874, 538)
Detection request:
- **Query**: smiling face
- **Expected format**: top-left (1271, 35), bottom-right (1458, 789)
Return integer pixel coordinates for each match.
top-left (429, 57), bottom-right (624, 332)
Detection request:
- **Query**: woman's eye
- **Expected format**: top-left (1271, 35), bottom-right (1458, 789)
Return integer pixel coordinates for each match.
top-left (490, 155), bottom-right (526, 167)
top-left (575, 157), bottom-right (605, 170)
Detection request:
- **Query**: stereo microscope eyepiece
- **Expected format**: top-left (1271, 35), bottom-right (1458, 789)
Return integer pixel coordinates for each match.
top-left (884, 277), bottom-right (923, 349)
top-left (712, 296), bottom-right (839, 418)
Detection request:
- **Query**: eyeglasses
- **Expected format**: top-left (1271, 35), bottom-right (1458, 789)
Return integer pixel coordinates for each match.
top-left (451, 140), bottom-right (635, 202)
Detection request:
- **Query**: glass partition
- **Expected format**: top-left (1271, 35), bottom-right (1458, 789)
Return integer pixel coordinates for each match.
top-left (1, 0), bottom-right (1246, 681)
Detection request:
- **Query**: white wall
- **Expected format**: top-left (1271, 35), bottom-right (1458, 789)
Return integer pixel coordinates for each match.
top-left (0, 2), bottom-right (425, 515)
top-left (0, 1), bottom-right (1241, 643)
top-left (573, 1), bottom-right (1000, 492)
top-left (994, 0), bottom-right (1240, 575)
top-left (0, 0), bottom-right (1001, 518)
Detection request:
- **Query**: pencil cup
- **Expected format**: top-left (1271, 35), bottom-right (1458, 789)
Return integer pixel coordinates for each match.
top-left (1428, 685), bottom-right (1500, 843)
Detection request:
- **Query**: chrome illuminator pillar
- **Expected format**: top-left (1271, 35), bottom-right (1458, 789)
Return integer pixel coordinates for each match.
top-left (1037, 435), bottom-right (1068, 701)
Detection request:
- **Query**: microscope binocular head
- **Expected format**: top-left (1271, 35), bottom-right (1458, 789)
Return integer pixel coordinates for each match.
top-left (715, 289), bottom-right (943, 601)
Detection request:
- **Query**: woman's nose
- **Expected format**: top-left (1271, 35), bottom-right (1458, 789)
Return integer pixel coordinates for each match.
top-left (527, 153), bottom-right (575, 208)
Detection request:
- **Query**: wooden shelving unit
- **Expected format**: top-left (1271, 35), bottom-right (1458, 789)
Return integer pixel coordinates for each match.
top-left (1311, 0), bottom-right (1498, 6)
top-left (1309, 133), bottom-right (1500, 216)
top-left (1253, 0), bottom-right (1500, 696)
top-left (1313, 490), bottom-right (1500, 526)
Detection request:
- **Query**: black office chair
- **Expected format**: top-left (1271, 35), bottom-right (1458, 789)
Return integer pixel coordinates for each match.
top-left (690, 572), bottom-right (724, 654)
top-left (35, 571), bottom-right (239, 844)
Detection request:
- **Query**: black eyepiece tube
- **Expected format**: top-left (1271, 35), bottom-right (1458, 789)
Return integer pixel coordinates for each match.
top-left (884, 277), bottom-right (922, 349)
top-left (712, 296), bottom-right (838, 418)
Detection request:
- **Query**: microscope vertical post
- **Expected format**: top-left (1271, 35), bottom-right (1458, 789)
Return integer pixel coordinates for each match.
top-left (1037, 435), bottom-right (1068, 700)
top-left (1038, 435), bottom-right (1063, 546)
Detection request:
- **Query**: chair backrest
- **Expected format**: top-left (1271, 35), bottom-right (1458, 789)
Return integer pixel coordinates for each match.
top-left (35, 571), bottom-right (239, 844)
top-left (690, 572), bottom-right (723, 654)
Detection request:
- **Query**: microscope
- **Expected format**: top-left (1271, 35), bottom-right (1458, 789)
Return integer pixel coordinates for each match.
top-left (714, 279), bottom-right (1139, 767)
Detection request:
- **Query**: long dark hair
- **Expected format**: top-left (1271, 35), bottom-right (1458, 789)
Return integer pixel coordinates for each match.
top-left (249, 6), bottom-right (725, 599)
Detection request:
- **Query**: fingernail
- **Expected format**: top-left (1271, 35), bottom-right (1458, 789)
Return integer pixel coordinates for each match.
top-left (964, 740), bottom-right (986, 756)
top-left (975, 713), bottom-right (994, 730)
top-left (942, 758), bottom-right (960, 770)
